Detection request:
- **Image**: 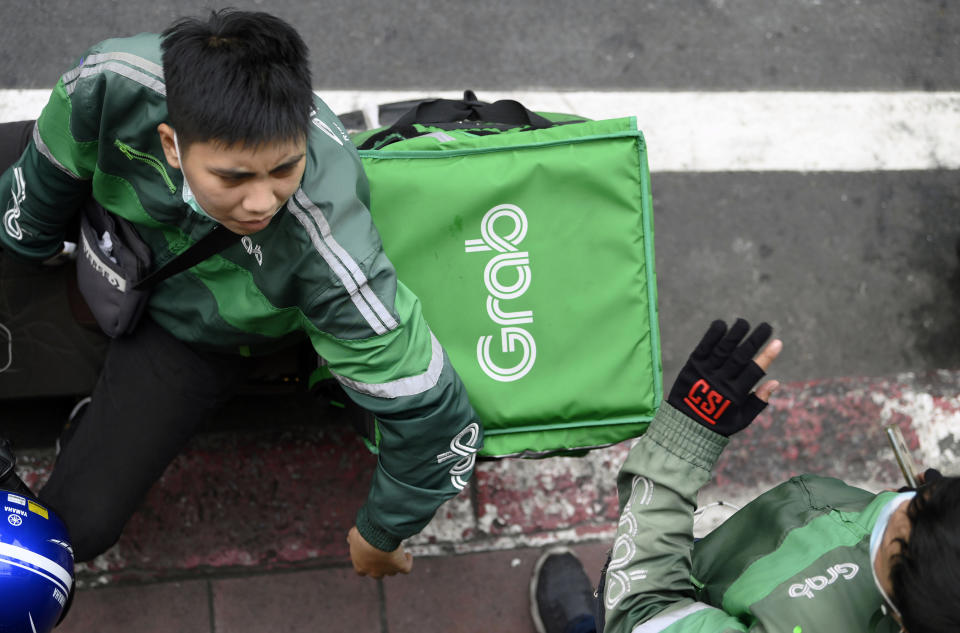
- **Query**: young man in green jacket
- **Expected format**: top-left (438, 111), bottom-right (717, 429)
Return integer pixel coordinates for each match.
top-left (533, 319), bottom-right (959, 633)
top-left (0, 10), bottom-right (481, 577)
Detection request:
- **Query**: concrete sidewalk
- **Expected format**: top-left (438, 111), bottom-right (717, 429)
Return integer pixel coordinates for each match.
top-left (13, 369), bottom-right (960, 632)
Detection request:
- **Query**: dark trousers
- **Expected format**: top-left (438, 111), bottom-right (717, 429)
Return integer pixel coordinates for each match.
top-left (39, 317), bottom-right (255, 561)
top-left (0, 120), bottom-right (256, 561)
top-left (0, 120), bottom-right (34, 171)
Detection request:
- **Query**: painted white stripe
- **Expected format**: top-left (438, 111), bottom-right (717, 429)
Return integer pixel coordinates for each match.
top-left (287, 200), bottom-right (387, 335)
top-left (2, 90), bottom-right (956, 171)
top-left (630, 602), bottom-right (713, 633)
top-left (332, 331), bottom-right (445, 399)
top-left (293, 190), bottom-right (399, 331)
top-left (32, 123), bottom-right (81, 179)
top-left (0, 542), bottom-right (73, 592)
top-left (324, 90), bottom-right (960, 172)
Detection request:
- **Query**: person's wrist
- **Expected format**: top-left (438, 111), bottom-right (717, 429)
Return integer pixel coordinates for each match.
top-left (649, 403), bottom-right (728, 471)
top-left (355, 505), bottom-right (402, 552)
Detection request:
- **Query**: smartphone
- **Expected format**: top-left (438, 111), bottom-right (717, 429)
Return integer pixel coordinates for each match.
top-left (885, 424), bottom-right (920, 488)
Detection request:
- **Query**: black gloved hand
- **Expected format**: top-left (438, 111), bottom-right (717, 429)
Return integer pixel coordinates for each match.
top-left (667, 318), bottom-right (773, 436)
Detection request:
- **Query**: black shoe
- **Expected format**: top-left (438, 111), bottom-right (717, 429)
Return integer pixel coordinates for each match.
top-left (56, 396), bottom-right (90, 456)
top-left (530, 547), bottom-right (597, 633)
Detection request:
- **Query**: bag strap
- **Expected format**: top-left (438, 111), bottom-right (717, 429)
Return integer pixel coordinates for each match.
top-left (134, 224), bottom-right (240, 290)
top-left (357, 90), bottom-right (555, 150)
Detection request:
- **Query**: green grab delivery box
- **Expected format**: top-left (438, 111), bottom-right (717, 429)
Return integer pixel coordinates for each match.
top-left (358, 116), bottom-right (661, 457)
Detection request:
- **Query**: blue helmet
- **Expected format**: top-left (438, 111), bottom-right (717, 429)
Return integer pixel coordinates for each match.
top-left (0, 446), bottom-right (75, 633)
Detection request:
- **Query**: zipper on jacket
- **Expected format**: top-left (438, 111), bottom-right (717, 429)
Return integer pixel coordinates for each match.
top-left (114, 139), bottom-right (177, 194)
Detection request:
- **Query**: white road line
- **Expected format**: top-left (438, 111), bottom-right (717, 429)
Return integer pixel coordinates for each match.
top-left (2, 89), bottom-right (958, 171)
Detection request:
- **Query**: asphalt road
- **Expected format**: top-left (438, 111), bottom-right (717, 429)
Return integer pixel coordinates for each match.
top-left (1, 0), bottom-right (958, 386)
top-left (2, 1), bottom-right (957, 90)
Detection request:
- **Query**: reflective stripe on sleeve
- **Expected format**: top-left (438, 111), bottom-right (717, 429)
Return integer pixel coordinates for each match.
top-left (288, 190), bottom-right (400, 336)
top-left (331, 331), bottom-right (445, 399)
top-left (293, 190), bottom-right (398, 331)
top-left (630, 602), bottom-right (714, 633)
top-left (65, 61), bottom-right (165, 96)
top-left (62, 51), bottom-right (164, 93)
top-left (78, 52), bottom-right (163, 79)
top-left (32, 123), bottom-right (81, 179)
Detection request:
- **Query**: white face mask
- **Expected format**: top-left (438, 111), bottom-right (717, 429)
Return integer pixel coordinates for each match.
top-left (173, 132), bottom-right (214, 220)
top-left (869, 491), bottom-right (916, 622)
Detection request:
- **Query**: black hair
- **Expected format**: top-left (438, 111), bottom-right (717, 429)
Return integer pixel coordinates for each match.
top-left (161, 8), bottom-right (313, 149)
top-left (891, 476), bottom-right (960, 633)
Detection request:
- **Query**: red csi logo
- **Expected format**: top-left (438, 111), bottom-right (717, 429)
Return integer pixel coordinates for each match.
top-left (683, 379), bottom-right (731, 426)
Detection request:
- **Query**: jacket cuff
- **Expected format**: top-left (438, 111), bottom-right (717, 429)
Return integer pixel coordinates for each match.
top-left (356, 505), bottom-right (403, 552)
top-left (646, 403), bottom-right (729, 472)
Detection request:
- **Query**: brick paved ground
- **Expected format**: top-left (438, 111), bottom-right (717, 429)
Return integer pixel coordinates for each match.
top-left (12, 370), bottom-right (960, 632)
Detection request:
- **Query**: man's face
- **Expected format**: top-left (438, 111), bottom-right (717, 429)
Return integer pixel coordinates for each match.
top-left (158, 124), bottom-right (307, 235)
top-left (873, 498), bottom-right (913, 628)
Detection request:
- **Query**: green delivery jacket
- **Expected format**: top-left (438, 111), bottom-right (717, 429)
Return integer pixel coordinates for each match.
top-left (603, 404), bottom-right (901, 633)
top-left (0, 33), bottom-right (482, 552)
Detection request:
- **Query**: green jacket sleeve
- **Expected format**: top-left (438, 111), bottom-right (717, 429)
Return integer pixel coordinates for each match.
top-left (0, 74), bottom-right (98, 259)
top-left (1, 35), bottom-right (169, 259)
top-left (603, 403), bottom-right (767, 633)
top-left (297, 250), bottom-right (483, 555)
top-left (294, 98), bottom-right (483, 552)
top-left (329, 282), bottom-right (482, 552)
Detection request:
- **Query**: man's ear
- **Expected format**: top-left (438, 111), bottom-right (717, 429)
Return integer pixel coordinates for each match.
top-left (157, 123), bottom-right (181, 169)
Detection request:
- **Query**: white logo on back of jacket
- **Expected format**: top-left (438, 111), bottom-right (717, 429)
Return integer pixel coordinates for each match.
top-left (241, 236), bottom-right (263, 266)
top-left (3, 167), bottom-right (25, 241)
top-left (787, 563), bottom-right (859, 599)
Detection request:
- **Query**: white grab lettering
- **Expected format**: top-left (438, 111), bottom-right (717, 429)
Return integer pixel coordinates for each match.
top-left (604, 475), bottom-right (654, 610)
top-left (465, 204), bottom-right (536, 382)
top-left (788, 563), bottom-right (859, 599)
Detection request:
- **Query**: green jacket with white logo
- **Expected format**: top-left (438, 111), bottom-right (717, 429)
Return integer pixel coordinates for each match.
top-left (603, 403), bottom-right (900, 633)
top-left (0, 33), bottom-right (482, 551)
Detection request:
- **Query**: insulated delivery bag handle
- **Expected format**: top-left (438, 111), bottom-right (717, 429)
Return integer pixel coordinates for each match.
top-left (353, 93), bottom-right (662, 458)
top-left (356, 91), bottom-right (554, 150)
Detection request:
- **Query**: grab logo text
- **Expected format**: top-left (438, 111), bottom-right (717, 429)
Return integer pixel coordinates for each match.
top-left (464, 204), bottom-right (536, 382)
